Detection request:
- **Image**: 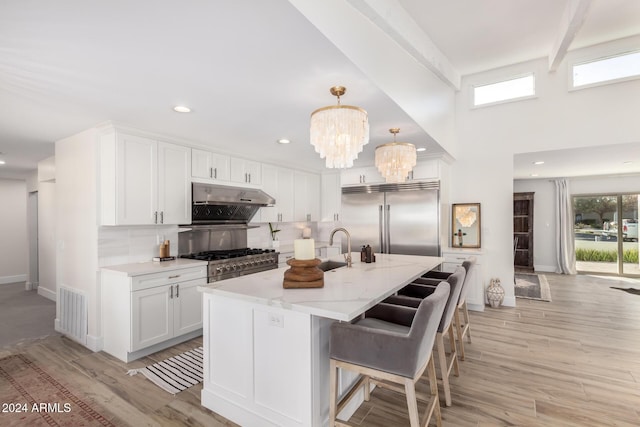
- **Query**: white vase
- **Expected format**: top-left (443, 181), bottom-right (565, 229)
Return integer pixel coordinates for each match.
top-left (486, 278), bottom-right (504, 308)
top-left (271, 240), bottom-right (280, 249)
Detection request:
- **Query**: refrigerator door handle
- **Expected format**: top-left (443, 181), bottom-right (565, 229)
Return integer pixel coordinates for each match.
top-left (379, 205), bottom-right (384, 253)
top-left (386, 204), bottom-right (391, 254)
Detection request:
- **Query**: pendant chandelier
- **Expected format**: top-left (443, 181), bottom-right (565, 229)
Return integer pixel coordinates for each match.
top-left (310, 86), bottom-right (369, 168)
top-left (375, 128), bottom-right (417, 183)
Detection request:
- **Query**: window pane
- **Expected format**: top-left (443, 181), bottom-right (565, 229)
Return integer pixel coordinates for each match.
top-left (573, 51), bottom-right (640, 88)
top-left (574, 195), bottom-right (618, 274)
top-left (473, 74), bottom-right (535, 106)
top-left (621, 194), bottom-right (639, 275)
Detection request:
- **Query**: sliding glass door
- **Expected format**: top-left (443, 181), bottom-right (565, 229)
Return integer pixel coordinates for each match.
top-left (573, 193), bottom-right (639, 276)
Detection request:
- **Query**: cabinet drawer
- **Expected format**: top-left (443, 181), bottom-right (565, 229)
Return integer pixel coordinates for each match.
top-left (131, 266), bottom-right (207, 291)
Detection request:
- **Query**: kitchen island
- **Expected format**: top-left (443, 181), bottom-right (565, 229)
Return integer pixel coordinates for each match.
top-left (198, 253), bottom-right (443, 427)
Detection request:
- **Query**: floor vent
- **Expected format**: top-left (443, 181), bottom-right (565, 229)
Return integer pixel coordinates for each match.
top-left (58, 287), bottom-right (87, 344)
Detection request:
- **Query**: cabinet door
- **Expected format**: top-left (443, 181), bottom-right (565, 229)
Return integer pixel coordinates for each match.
top-left (294, 171), bottom-right (319, 221)
top-left (116, 133), bottom-right (157, 225)
top-left (131, 285), bottom-right (173, 351)
top-left (277, 168), bottom-right (294, 222)
top-left (230, 158), bottom-right (262, 185)
top-left (409, 160), bottom-right (439, 181)
top-left (158, 142), bottom-right (191, 225)
top-left (321, 173), bottom-right (341, 222)
top-left (260, 165), bottom-right (279, 223)
top-left (173, 279), bottom-right (205, 336)
top-left (340, 166), bottom-right (383, 186)
top-left (211, 153), bottom-right (231, 182)
top-left (192, 148), bottom-right (212, 179)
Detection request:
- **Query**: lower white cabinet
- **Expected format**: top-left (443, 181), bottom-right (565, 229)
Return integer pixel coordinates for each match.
top-left (441, 249), bottom-right (485, 312)
top-left (102, 264), bottom-right (207, 362)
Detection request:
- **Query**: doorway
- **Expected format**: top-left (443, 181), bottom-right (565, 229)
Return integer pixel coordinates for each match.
top-left (27, 191), bottom-right (38, 290)
top-left (573, 193), bottom-right (639, 276)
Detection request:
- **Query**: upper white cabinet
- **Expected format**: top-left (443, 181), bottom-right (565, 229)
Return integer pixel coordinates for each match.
top-left (408, 160), bottom-right (439, 181)
top-left (100, 130), bottom-right (191, 225)
top-left (341, 166), bottom-right (384, 186)
top-left (321, 173), bottom-right (341, 222)
top-left (261, 165), bottom-right (294, 223)
top-left (192, 149), bottom-right (230, 182)
top-left (294, 171), bottom-right (320, 221)
top-left (230, 158), bottom-right (261, 186)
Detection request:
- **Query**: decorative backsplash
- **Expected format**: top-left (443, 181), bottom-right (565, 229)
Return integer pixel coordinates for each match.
top-left (98, 225), bottom-right (179, 267)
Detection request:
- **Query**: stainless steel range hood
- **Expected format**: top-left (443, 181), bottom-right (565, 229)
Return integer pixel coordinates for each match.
top-left (191, 183), bottom-right (275, 224)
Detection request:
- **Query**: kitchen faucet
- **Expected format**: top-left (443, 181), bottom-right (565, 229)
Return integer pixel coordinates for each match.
top-left (329, 227), bottom-right (352, 267)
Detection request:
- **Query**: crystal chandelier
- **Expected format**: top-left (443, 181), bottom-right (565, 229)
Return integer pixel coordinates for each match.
top-left (374, 128), bottom-right (417, 183)
top-left (310, 86), bottom-right (369, 168)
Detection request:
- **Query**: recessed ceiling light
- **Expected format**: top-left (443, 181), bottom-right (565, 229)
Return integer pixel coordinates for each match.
top-left (0, 160), bottom-right (5, 165)
top-left (277, 139), bottom-right (291, 144)
top-left (416, 147), bottom-right (426, 152)
top-left (173, 105), bottom-right (191, 113)
top-left (530, 173), bottom-right (539, 177)
top-left (533, 161), bottom-right (544, 165)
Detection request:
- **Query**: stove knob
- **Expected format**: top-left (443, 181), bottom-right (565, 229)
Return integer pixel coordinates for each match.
top-left (225, 265), bottom-right (232, 272)
top-left (216, 267), bottom-right (223, 274)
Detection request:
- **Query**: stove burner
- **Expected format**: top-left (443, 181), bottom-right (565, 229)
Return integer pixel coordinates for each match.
top-left (180, 248), bottom-right (280, 283)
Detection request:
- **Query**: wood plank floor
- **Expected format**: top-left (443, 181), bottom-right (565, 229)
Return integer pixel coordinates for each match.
top-left (1, 272), bottom-right (639, 426)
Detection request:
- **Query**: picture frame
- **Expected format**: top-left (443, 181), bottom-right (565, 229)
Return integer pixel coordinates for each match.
top-left (452, 203), bottom-right (481, 248)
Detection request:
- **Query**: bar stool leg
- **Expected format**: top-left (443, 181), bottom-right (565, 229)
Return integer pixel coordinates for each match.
top-left (329, 359), bottom-right (338, 426)
top-left (404, 378), bottom-right (420, 427)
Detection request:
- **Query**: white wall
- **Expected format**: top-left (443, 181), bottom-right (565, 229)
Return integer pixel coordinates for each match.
top-left (0, 179), bottom-right (28, 284)
top-left (38, 181), bottom-right (56, 300)
top-left (453, 37), bottom-right (640, 306)
top-left (55, 129), bottom-right (99, 343)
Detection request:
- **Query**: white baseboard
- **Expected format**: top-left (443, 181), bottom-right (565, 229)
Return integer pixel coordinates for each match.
top-left (0, 274), bottom-right (27, 285)
top-left (38, 286), bottom-right (56, 301)
top-left (534, 264), bottom-right (557, 273)
top-left (86, 335), bottom-right (103, 352)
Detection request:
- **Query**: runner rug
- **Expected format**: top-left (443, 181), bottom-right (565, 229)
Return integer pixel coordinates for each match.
top-left (127, 347), bottom-right (203, 395)
top-left (610, 287), bottom-right (640, 296)
top-left (0, 353), bottom-right (118, 426)
top-left (515, 273), bottom-right (552, 301)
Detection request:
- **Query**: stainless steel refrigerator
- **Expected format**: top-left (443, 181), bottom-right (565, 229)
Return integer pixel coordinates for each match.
top-left (340, 181), bottom-right (440, 256)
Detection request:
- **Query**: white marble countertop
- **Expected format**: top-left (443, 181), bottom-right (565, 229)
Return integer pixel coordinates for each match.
top-left (275, 240), bottom-right (340, 254)
top-left (101, 258), bottom-right (208, 277)
top-left (198, 253), bottom-right (443, 321)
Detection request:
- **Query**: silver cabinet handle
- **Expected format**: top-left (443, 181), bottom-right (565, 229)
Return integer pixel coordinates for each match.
top-left (209, 167), bottom-right (213, 178)
top-left (386, 204), bottom-right (391, 254)
top-left (160, 211), bottom-right (164, 224)
top-left (248, 173), bottom-right (251, 183)
top-left (170, 285), bottom-right (173, 299)
top-left (154, 211), bottom-right (158, 224)
top-left (379, 205), bottom-right (384, 253)
top-left (214, 168), bottom-right (217, 179)
top-left (306, 214), bottom-right (311, 221)
top-left (176, 284), bottom-right (179, 298)
top-left (168, 275), bottom-right (180, 279)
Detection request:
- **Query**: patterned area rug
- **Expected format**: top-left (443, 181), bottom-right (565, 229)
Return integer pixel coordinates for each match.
top-left (0, 353), bottom-right (119, 426)
top-left (127, 347), bottom-right (203, 395)
top-left (515, 273), bottom-right (552, 301)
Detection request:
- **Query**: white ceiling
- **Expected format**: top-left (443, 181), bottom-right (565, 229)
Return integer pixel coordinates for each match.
top-left (1, 0), bottom-right (639, 180)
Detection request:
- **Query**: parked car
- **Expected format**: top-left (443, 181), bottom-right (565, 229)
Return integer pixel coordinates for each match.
top-left (604, 219), bottom-right (638, 241)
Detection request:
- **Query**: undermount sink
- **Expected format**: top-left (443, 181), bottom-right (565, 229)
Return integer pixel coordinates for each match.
top-left (317, 260), bottom-right (348, 272)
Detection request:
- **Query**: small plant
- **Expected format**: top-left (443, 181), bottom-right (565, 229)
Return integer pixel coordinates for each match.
top-left (268, 222), bottom-right (280, 241)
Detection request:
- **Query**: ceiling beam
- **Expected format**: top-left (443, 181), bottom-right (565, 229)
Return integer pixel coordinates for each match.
top-left (548, 0), bottom-right (592, 71)
top-left (346, 0), bottom-right (460, 91)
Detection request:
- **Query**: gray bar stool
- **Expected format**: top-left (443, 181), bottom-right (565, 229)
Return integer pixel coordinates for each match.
top-left (384, 267), bottom-right (465, 407)
top-left (329, 283), bottom-right (450, 427)
top-left (418, 257), bottom-right (476, 360)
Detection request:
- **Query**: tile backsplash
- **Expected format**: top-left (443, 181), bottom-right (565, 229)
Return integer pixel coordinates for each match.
top-left (98, 225), bottom-right (179, 267)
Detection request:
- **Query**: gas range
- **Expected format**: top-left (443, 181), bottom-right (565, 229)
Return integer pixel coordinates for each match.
top-left (180, 248), bottom-right (279, 283)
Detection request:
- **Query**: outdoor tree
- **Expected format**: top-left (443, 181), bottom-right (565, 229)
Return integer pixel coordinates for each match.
top-left (574, 196), bottom-right (617, 226)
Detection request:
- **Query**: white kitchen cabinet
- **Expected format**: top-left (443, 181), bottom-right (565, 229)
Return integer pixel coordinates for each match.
top-left (341, 166), bottom-right (384, 186)
top-left (102, 263), bottom-right (207, 362)
top-left (321, 172), bottom-right (341, 221)
top-left (230, 157), bottom-right (261, 186)
top-left (408, 159), bottom-right (439, 181)
top-left (100, 130), bottom-right (191, 225)
top-left (441, 249), bottom-right (485, 312)
top-left (261, 165), bottom-right (294, 223)
top-left (294, 171), bottom-right (320, 221)
top-left (192, 148), bottom-right (230, 182)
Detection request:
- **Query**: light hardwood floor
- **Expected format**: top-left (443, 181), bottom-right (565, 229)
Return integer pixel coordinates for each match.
top-left (1, 273), bottom-right (639, 426)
